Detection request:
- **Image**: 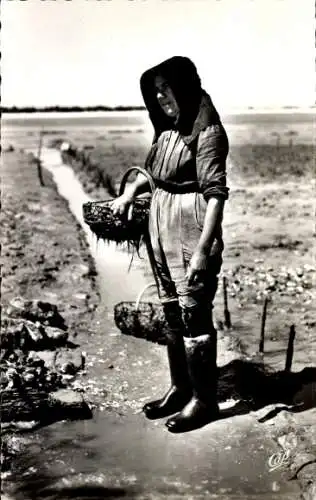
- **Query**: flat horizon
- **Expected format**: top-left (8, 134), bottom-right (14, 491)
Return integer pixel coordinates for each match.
top-left (2, 104), bottom-right (315, 111)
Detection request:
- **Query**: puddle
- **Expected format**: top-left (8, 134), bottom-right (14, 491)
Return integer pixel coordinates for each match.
top-left (6, 412), bottom-right (300, 499)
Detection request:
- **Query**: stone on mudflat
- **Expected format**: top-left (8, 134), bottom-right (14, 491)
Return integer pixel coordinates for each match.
top-left (22, 371), bottom-right (36, 384)
top-left (23, 321), bottom-right (45, 345)
top-left (0, 317), bottom-right (44, 350)
top-left (28, 350), bottom-right (56, 370)
top-left (55, 350), bottom-right (84, 375)
top-left (1, 388), bottom-right (91, 423)
top-left (1, 318), bottom-right (69, 351)
top-left (44, 326), bottom-right (68, 346)
top-left (48, 389), bottom-right (92, 420)
top-left (7, 297), bottom-right (67, 330)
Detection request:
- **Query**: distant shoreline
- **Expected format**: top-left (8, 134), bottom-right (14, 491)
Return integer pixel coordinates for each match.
top-left (1, 105), bottom-right (315, 115)
top-left (1, 106), bottom-right (146, 114)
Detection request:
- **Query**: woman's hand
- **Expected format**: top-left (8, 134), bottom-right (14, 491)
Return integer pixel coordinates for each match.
top-left (109, 194), bottom-right (134, 220)
top-left (108, 173), bottom-right (150, 220)
top-left (186, 249), bottom-right (208, 286)
top-left (186, 196), bottom-right (225, 286)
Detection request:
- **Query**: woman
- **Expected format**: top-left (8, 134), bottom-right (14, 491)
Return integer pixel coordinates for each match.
top-left (111, 56), bottom-right (229, 433)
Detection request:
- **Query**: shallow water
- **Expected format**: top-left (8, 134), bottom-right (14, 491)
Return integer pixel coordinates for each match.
top-left (39, 149), bottom-right (151, 307)
top-left (9, 412), bottom-right (301, 499)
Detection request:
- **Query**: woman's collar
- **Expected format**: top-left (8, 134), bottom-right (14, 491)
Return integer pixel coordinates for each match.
top-left (181, 92), bottom-right (217, 145)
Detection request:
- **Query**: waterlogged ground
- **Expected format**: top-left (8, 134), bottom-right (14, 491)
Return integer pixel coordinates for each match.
top-left (1, 114), bottom-right (315, 499)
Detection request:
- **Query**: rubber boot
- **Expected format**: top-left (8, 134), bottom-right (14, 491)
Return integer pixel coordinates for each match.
top-left (166, 306), bottom-right (219, 433)
top-left (142, 302), bottom-right (192, 420)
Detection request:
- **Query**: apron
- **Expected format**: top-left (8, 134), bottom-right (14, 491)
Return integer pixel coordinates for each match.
top-left (147, 129), bottom-right (224, 314)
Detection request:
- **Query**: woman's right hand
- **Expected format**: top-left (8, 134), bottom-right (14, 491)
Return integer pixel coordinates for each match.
top-left (109, 194), bottom-right (134, 219)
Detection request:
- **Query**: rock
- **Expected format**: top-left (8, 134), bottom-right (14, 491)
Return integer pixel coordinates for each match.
top-left (0, 318), bottom-right (46, 351)
top-left (48, 389), bottom-right (92, 420)
top-left (27, 351), bottom-right (47, 367)
top-left (8, 421), bottom-right (39, 431)
top-left (59, 363), bottom-right (76, 376)
top-left (49, 389), bottom-right (82, 405)
top-left (74, 293), bottom-right (89, 301)
top-left (2, 365), bottom-right (23, 391)
top-left (29, 350), bottom-right (55, 370)
top-left (27, 202), bottom-right (42, 213)
top-left (1, 388), bottom-right (91, 423)
top-left (9, 350), bottom-right (25, 363)
top-left (22, 372), bottom-right (36, 384)
top-left (7, 297), bottom-right (67, 331)
top-left (55, 350), bottom-right (84, 375)
top-left (45, 326), bottom-right (68, 346)
top-left (45, 372), bottom-right (62, 387)
top-left (23, 320), bottom-right (45, 345)
top-left (2, 319), bottom-right (67, 351)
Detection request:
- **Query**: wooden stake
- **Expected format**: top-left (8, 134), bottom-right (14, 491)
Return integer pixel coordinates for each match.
top-left (259, 297), bottom-right (269, 353)
top-left (36, 128), bottom-right (45, 186)
top-left (223, 276), bottom-right (231, 329)
top-left (285, 324), bottom-right (296, 372)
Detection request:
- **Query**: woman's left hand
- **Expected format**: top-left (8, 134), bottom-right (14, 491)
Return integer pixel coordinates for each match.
top-left (186, 249), bottom-right (208, 286)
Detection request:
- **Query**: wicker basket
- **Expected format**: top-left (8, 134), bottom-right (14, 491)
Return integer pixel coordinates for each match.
top-left (114, 283), bottom-right (169, 345)
top-left (82, 167), bottom-right (155, 245)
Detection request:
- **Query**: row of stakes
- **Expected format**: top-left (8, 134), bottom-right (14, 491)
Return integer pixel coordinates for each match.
top-left (222, 276), bottom-right (296, 372)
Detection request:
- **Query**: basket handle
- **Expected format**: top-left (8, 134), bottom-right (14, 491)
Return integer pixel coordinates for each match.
top-left (119, 166), bottom-right (155, 196)
top-left (119, 167), bottom-right (161, 302)
top-left (135, 282), bottom-right (157, 310)
top-left (86, 167), bottom-right (155, 206)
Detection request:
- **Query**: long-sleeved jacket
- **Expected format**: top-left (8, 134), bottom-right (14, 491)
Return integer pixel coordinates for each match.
top-left (145, 92), bottom-right (229, 202)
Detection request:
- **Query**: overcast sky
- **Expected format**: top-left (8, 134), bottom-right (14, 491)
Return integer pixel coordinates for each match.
top-left (2, 0), bottom-right (314, 109)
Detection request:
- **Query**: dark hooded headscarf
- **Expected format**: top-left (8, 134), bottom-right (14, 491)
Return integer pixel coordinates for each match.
top-left (140, 56), bottom-right (220, 142)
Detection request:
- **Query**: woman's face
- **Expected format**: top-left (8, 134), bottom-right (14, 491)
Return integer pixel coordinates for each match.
top-left (154, 75), bottom-right (179, 120)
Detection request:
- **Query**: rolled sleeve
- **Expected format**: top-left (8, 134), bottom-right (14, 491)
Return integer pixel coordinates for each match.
top-left (196, 125), bottom-right (229, 201)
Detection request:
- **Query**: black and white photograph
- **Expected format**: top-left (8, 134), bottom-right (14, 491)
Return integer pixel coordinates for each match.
top-left (1, 1), bottom-right (315, 499)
